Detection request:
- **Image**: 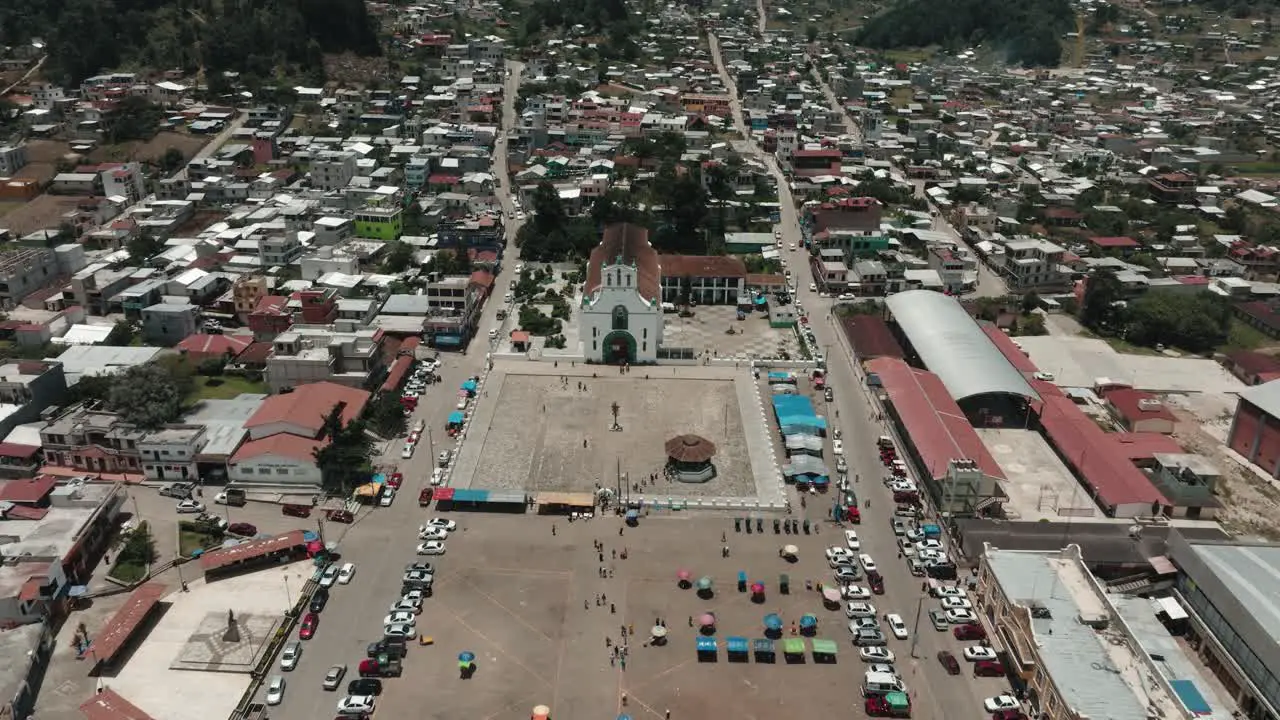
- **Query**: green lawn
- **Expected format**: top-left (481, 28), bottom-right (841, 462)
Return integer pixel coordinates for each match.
top-left (1228, 161), bottom-right (1280, 176)
top-left (110, 561), bottom-right (147, 583)
top-left (188, 375), bottom-right (268, 402)
top-left (1222, 319), bottom-right (1272, 352)
top-left (179, 529), bottom-right (223, 557)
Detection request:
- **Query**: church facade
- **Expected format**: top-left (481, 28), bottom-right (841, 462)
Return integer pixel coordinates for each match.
top-left (580, 223), bottom-right (663, 364)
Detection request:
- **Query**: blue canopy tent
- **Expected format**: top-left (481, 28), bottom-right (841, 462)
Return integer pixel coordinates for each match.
top-left (752, 638), bottom-right (775, 655)
top-left (725, 636), bottom-right (750, 654)
top-left (695, 637), bottom-right (718, 654)
top-left (461, 379), bottom-right (478, 393)
top-left (447, 411), bottom-right (465, 425)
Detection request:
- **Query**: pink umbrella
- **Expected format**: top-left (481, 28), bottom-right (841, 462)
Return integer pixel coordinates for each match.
top-left (677, 569), bottom-right (692, 581)
top-left (822, 587), bottom-right (841, 602)
top-left (750, 583), bottom-right (765, 594)
top-left (699, 613), bottom-right (716, 626)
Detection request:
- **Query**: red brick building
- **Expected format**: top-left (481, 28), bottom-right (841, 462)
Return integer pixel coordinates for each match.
top-left (1228, 381), bottom-right (1280, 479)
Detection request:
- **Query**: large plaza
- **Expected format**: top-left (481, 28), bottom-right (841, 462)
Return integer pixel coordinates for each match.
top-left (452, 363), bottom-right (781, 502)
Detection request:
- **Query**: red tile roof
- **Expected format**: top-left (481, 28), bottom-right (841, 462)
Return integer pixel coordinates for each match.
top-left (86, 583), bottom-right (168, 662)
top-left (1090, 236), bottom-right (1140, 248)
top-left (381, 356), bottom-right (413, 394)
top-left (243, 382), bottom-right (370, 437)
top-left (586, 223), bottom-right (660, 303)
top-left (81, 690), bottom-right (156, 720)
top-left (658, 254), bottom-right (747, 279)
top-left (175, 333), bottom-right (253, 358)
top-left (231, 434), bottom-right (326, 464)
top-left (0, 442), bottom-right (41, 459)
top-left (867, 357), bottom-right (1005, 481)
top-left (1033, 383), bottom-right (1169, 509)
top-left (200, 530), bottom-right (307, 572)
top-left (0, 475), bottom-right (57, 503)
top-left (1104, 388), bottom-right (1178, 424)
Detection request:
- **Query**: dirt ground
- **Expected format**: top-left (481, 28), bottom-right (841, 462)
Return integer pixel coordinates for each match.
top-left (0, 193), bottom-right (86, 235)
top-left (1170, 408), bottom-right (1280, 540)
top-left (86, 132), bottom-right (211, 165)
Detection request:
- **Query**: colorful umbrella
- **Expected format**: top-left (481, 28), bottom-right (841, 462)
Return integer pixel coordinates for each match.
top-left (676, 569), bottom-right (691, 581)
top-left (750, 582), bottom-right (765, 594)
top-left (458, 651), bottom-right (475, 663)
top-left (699, 613), bottom-right (716, 626)
top-left (799, 614), bottom-right (818, 628)
top-left (822, 587), bottom-right (841, 602)
top-left (763, 613), bottom-right (783, 630)
top-left (782, 544), bottom-right (799, 556)
top-left (651, 625), bottom-right (668, 638)
top-left (696, 576), bottom-right (713, 590)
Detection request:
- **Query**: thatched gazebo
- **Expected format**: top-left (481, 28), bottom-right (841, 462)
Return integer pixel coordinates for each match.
top-left (665, 434), bottom-right (718, 483)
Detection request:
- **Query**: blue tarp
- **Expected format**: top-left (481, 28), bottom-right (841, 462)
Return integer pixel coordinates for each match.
top-left (767, 372), bottom-right (796, 383)
top-left (370, 473), bottom-right (386, 486)
top-left (461, 380), bottom-right (478, 392)
top-left (447, 411), bottom-right (465, 424)
top-left (435, 334), bottom-right (463, 347)
top-left (1170, 680), bottom-right (1211, 715)
top-left (752, 638), bottom-right (774, 654)
top-left (726, 636), bottom-right (750, 653)
top-left (450, 489), bottom-right (490, 503)
top-left (696, 637), bottom-right (718, 652)
top-left (921, 523), bottom-right (941, 538)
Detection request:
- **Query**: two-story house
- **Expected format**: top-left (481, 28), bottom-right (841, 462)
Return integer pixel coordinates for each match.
top-left (137, 426), bottom-right (207, 483)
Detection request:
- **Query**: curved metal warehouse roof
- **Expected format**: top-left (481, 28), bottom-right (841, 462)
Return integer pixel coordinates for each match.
top-left (884, 290), bottom-right (1040, 403)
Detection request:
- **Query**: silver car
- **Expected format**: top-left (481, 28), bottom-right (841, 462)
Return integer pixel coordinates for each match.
top-left (280, 641), bottom-right (302, 671)
top-left (323, 664), bottom-right (347, 691)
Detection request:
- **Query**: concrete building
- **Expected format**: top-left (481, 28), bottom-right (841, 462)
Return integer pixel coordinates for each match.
top-left (353, 205), bottom-right (404, 241)
top-left (1227, 380), bottom-right (1280, 479)
top-left (137, 425), bottom-right (207, 483)
top-left (977, 544), bottom-right (1183, 720)
top-left (581, 224), bottom-right (663, 364)
top-left (0, 144), bottom-right (29, 176)
top-left (0, 247), bottom-right (57, 310)
top-left (264, 326), bottom-right (385, 392)
top-left (99, 162), bottom-right (146, 203)
top-left (259, 233), bottom-right (304, 268)
top-left (1167, 533), bottom-right (1280, 720)
top-left (311, 150), bottom-right (357, 191)
top-left (0, 361), bottom-right (68, 449)
top-left (658, 255), bottom-right (747, 305)
top-left (140, 303), bottom-right (200, 346)
top-left (231, 275), bottom-right (271, 321)
top-left (1001, 238), bottom-right (1071, 291)
top-left (39, 406), bottom-right (146, 475)
top-left (927, 245), bottom-right (967, 294)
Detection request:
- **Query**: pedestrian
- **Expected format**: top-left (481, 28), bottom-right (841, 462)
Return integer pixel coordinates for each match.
top-left (552, 524), bottom-right (557, 536)
top-left (602, 593), bottom-right (607, 603)
top-left (688, 615), bottom-right (694, 627)
top-left (584, 439), bottom-right (588, 448)
top-left (620, 657), bottom-right (626, 670)
top-left (611, 603), bottom-right (616, 614)
top-left (599, 551), bottom-right (604, 562)
top-left (585, 599), bottom-right (589, 610)
top-left (619, 527), bottom-right (624, 536)
top-left (621, 624), bottom-right (627, 637)
top-left (606, 636), bottom-right (611, 647)
top-left (629, 624), bottom-right (635, 636)
top-left (666, 710), bottom-right (671, 720)
top-left (610, 655), bottom-right (615, 666)
top-left (722, 531), bottom-right (726, 542)
top-left (612, 549), bottom-right (617, 559)
top-left (621, 693), bottom-right (628, 706)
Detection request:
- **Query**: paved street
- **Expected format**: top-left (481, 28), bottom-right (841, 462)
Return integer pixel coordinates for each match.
top-left (709, 31), bottom-right (1011, 719)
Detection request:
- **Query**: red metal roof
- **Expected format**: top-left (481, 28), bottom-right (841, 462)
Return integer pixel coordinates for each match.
top-left (1035, 393), bottom-right (1169, 510)
top-left (1090, 236), bottom-right (1140, 248)
top-left (0, 442), bottom-right (41, 458)
top-left (86, 583), bottom-right (168, 662)
top-left (510, 331), bottom-right (531, 343)
top-left (81, 690), bottom-right (156, 720)
top-left (980, 326), bottom-right (1039, 374)
top-left (1113, 432), bottom-right (1184, 461)
top-left (381, 356), bottom-right (412, 393)
top-left (867, 358), bottom-right (1005, 481)
top-left (199, 530), bottom-right (307, 572)
top-left (840, 315), bottom-right (904, 359)
top-left (1104, 388), bottom-right (1178, 424)
top-left (244, 382), bottom-right (369, 436)
top-left (0, 475), bottom-right (58, 503)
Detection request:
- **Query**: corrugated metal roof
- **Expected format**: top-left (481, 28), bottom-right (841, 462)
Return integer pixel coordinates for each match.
top-left (885, 290), bottom-right (1040, 403)
top-left (1238, 379), bottom-right (1280, 420)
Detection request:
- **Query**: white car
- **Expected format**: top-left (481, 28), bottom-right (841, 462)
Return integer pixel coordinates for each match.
top-left (984, 695), bottom-right (1020, 713)
top-left (383, 611), bottom-right (416, 627)
top-left (847, 617), bottom-right (879, 633)
top-left (915, 539), bottom-right (943, 553)
top-left (859, 554), bottom-right (877, 573)
top-left (826, 546), bottom-right (854, 566)
top-left (379, 488), bottom-right (395, 507)
top-left (846, 602), bottom-right (877, 618)
top-left (897, 537), bottom-right (916, 556)
top-left (455, 398), bottom-right (468, 410)
top-left (886, 613), bottom-right (908, 640)
top-left (401, 589), bottom-right (427, 604)
top-left (833, 566), bottom-right (861, 584)
top-left (788, 243), bottom-right (796, 251)
top-left (859, 646), bottom-right (895, 663)
top-left (809, 282), bottom-right (817, 291)
top-left (1033, 371), bottom-right (1055, 381)
top-left (964, 646), bottom-right (998, 662)
top-left (844, 530), bottom-right (860, 551)
top-left (418, 526), bottom-right (447, 540)
top-left (933, 586), bottom-right (966, 599)
top-left (383, 623), bottom-right (415, 639)
top-left (265, 675), bottom-right (286, 705)
top-left (426, 518), bottom-right (457, 532)
top-left (319, 565), bottom-right (340, 588)
top-left (867, 663), bottom-right (896, 676)
top-left (416, 541), bottom-right (446, 555)
top-left (390, 599), bottom-right (421, 614)
top-left (841, 584), bottom-right (871, 600)
top-left (941, 597), bottom-right (972, 610)
top-left (832, 439), bottom-right (844, 455)
top-left (280, 641), bottom-right (302, 671)
top-left (438, 450), bottom-right (452, 467)
top-left (946, 608), bottom-right (978, 624)
top-left (175, 499), bottom-right (205, 514)
top-left (836, 457), bottom-right (849, 474)
top-left (337, 696), bottom-right (376, 716)
top-left (838, 293), bottom-right (856, 301)
top-left (400, 443), bottom-right (415, 459)
top-left (430, 468), bottom-right (446, 486)
top-left (337, 563), bottom-right (356, 585)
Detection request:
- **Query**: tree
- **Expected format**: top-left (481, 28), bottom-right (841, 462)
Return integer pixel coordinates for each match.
top-left (806, 24), bottom-right (819, 43)
top-left (159, 147), bottom-right (185, 173)
top-left (1126, 292), bottom-right (1231, 354)
top-left (1020, 291), bottom-right (1041, 315)
top-left (382, 241), bottom-right (417, 273)
top-left (127, 229), bottom-right (164, 263)
top-left (312, 403), bottom-right (375, 495)
top-left (1078, 269), bottom-right (1123, 331)
top-left (117, 522), bottom-right (158, 566)
top-left (105, 320), bottom-right (135, 347)
top-left (364, 391), bottom-right (408, 439)
top-left (106, 361), bottom-right (191, 429)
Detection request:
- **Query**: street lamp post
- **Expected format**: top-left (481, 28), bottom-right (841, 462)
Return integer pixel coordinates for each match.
top-left (909, 595), bottom-right (925, 659)
top-left (283, 576), bottom-right (292, 611)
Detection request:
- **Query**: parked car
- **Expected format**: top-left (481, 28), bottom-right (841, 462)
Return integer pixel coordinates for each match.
top-left (974, 660), bottom-right (1006, 677)
top-left (227, 522), bottom-right (257, 536)
top-left (945, 608), bottom-right (978, 624)
top-left (964, 646), bottom-right (998, 662)
top-left (416, 541), bottom-right (446, 555)
top-left (175, 499), bottom-right (205, 514)
top-left (844, 530), bottom-right (860, 550)
top-left (366, 640), bottom-right (406, 659)
top-left (159, 482), bottom-right (195, 499)
top-left (280, 641), bottom-right (302, 670)
top-left (859, 646), bottom-right (895, 663)
top-left (886, 613), bottom-right (908, 640)
top-left (299, 612), bottom-right (319, 640)
top-left (319, 565), bottom-right (340, 588)
top-left (347, 678), bottom-right (383, 696)
top-left (937, 650), bottom-right (961, 675)
top-left (309, 587), bottom-right (329, 613)
top-left (382, 623), bottom-right (415, 639)
top-left (337, 563), bottom-right (356, 585)
top-left (953, 623), bottom-right (986, 640)
top-left (846, 602), bottom-right (877, 619)
top-left (929, 609), bottom-right (950, 631)
top-left (282, 503), bottom-right (312, 518)
top-left (336, 696), bottom-right (376, 716)
top-left (327, 509), bottom-right (354, 523)
top-left (265, 675), bottom-right (286, 705)
top-left (322, 664), bottom-right (347, 691)
top-left (983, 695), bottom-right (1020, 713)
top-left (378, 489), bottom-right (395, 507)
top-left (418, 488), bottom-right (434, 506)
top-left (418, 526), bottom-right (447, 540)
top-left (425, 518), bottom-right (457, 532)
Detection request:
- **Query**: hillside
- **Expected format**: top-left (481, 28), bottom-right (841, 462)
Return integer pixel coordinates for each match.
top-left (0, 0), bottom-right (381, 89)
top-left (854, 0), bottom-right (1073, 67)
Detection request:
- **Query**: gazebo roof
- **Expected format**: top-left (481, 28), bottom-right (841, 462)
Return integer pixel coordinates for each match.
top-left (665, 434), bottom-right (717, 463)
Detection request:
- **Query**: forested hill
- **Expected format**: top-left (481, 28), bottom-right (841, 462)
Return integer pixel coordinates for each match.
top-left (854, 0), bottom-right (1074, 67)
top-left (0, 0), bottom-right (381, 88)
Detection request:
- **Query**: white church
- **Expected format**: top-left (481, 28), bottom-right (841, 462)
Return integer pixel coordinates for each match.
top-left (580, 223), bottom-right (664, 364)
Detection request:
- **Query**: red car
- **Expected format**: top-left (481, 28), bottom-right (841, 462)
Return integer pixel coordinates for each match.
top-left (974, 660), bottom-right (1006, 677)
top-left (937, 650), bottom-right (960, 675)
top-left (327, 509), bottom-right (354, 523)
top-left (282, 503), bottom-right (312, 518)
top-left (954, 623), bottom-right (987, 640)
top-left (865, 698), bottom-right (891, 717)
top-left (387, 473), bottom-right (404, 489)
top-left (299, 612), bottom-right (319, 640)
top-left (867, 570), bottom-right (885, 594)
top-left (991, 711), bottom-right (1026, 720)
top-left (227, 522), bottom-right (257, 536)
top-left (418, 488), bottom-right (434, 507)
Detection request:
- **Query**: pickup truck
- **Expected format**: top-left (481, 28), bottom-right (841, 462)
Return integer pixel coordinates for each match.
top-left (366, 639), bottom-right (406, 659)
top-left (158, 482), bottom-right (195, 499)
top-left (359, 657), bottom-right (402, 677)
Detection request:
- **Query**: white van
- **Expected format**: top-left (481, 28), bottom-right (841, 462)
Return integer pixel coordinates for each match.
top-left (660, 302), bottom-right (677, 313)
top-left (862, 670), bottom-right (904, 697)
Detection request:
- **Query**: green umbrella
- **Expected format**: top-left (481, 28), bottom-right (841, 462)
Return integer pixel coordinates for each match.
top-left (696, 576), bottom-right (713, 590)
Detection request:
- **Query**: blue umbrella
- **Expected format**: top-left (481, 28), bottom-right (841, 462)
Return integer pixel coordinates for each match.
top-left (799, 614), bottom-right (817, 628)
top-left (763, 613), bottom-right (783, 630)
top-left (458, 651), bottom-right (475, 663)
top-left (618, 716), bottom-right (632, 720)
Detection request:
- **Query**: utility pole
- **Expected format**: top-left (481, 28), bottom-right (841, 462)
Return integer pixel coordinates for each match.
top-left (909, 595), bottom-right (924, 659)
top-left (427, 427), bottom-right (436, 467)
top-left (616, 457), bottom-right (623, 509)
